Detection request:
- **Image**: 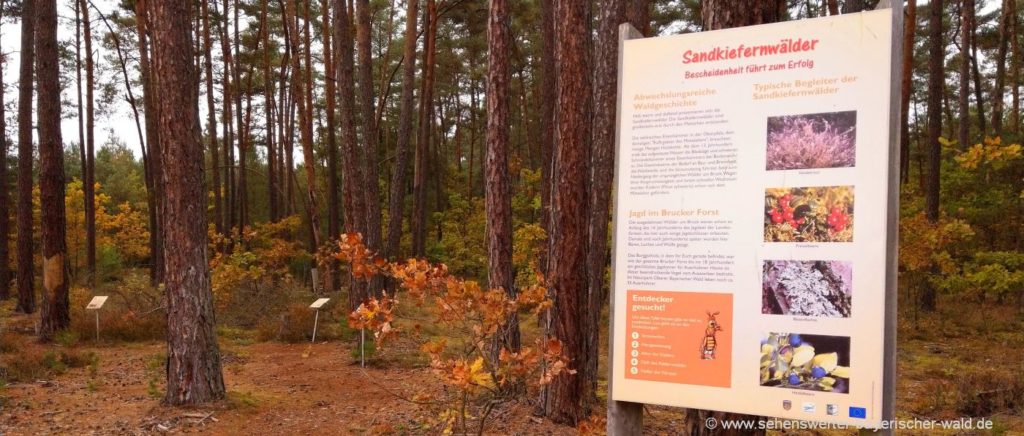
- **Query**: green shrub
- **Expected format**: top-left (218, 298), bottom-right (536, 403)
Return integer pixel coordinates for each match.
top-left (937, 251), bottom-right (1024, 304)
top-left (96, 244), bottom-right (125, 280)
top-left (144, 353), bottom-right (165, 399)
top-left (54, 330), bottom-right (80, 348)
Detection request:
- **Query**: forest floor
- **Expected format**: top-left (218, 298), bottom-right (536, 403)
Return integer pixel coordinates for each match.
top-left (2, 301), bottom-right (1024, 435)
top-left (0, 332), bottom-right (572, 435)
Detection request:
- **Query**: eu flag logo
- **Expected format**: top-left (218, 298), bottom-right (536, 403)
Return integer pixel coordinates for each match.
top-left (849, 407), bottom-right (867, 419)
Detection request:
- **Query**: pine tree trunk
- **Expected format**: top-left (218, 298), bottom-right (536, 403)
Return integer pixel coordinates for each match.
top-left (585, 0), bottom-right (634, 408)
top-left (373, 2), bottom-right (399, 129)
top-left (922, 0), bottom-right (945, 313)
top-left (277, 20), bottom-right (294, 218)
top-left (432, 103), bottom-right (445, 244)
top-left (701, 0), bottom-right (784, 29)
top-left (285, 95), bottom-right (295, 215)
top-left (384, 0), bottom-right (418, 260)
top-left (15, 0), bottom-right (36, 314)
top-left (355, 0), bottom-right (383, 258)
top-left (284, 0), bottom-right (322, 258)
top-left (237, 0), bottom-right (252, 239)
top-left (37, 0), bottom-right (69, 338)
top-left (220, 0), bottom-right (236, 243)
top-left (232, 0), bottom-right (245, 240)
top-left (544, 0), bottom-right (591, 425)
top-left (334, 0), bottom-right (369, 309)
top-left (959, 0), bottom-right (973, 150)
top-left (900, 0), bottom-right (916, 182)
top-left (970, 22), bottom-right (986, 134)
top-left (263, 0), bottom-right (277, 224)
top-left (203, 0), bottom-right (222, 235)
top-left (75, 0), bottom-right (85, 279)
top-left (82, 0), bottom-right (96, 283)
top-left (322, 0), bottom-right (341, 291)
top-left (152, 0), bottom-right (226, 405)
top-left (925, 0), bottom-right (944, 224)
top-left (138, 0), bottom-right (164, 285)
top-left (486, 0), bottom-right (520, 360)
top-left (411, 0), bottom-right (436, 256)
top-left (842, 0), bottom-right (868, 13)
top-left (239, 84), bottom-right (252, 240)
top-left (625, 0), bottom-right (650, 36)
top-left (412, 0), bottom-right (437, 258)
top-left (468, 84), bottom-right (476, 195)
top-left (992, 0), bottom-right (1013, 136)
top-left (538, 0), bottom-right (554, 277)
top-left (1011, 0), bottom-right (1020, 135)
top-left (0, 0), bottom-right (9, 301)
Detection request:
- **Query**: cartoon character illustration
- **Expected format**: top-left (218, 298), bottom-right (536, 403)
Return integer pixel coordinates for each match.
top-left (701, 311), bottom-right (722, 360)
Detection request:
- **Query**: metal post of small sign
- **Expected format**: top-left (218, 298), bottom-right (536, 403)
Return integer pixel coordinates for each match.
top-left (310, 298), bottom-right (330, 342)
top-left (360, 328), bottom-right (365, 368)
top-left (85, 296), bottom-right (109, 342)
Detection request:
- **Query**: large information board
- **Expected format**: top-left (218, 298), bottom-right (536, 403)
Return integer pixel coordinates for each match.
top-left (610, 10), bottom-right (897, 427)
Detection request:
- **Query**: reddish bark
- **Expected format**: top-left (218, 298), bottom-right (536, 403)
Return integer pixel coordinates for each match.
top-left (0, 0), bottom-right (9, 301)
top-left (203, 0), bottom-right (222, 233)
top-left (37, 0), bottom-right (69, 338)
top-left (152, 0), bottom-right (226, 404)
top-left (334, 0), bottom-right (369, 308)
top-left (585, 0), bottom-right (628, 406)
top-left (544, 0), bottom-right (591, 425)
top-left (384, 0), bottom-right (418, 260)
top-left (411, 0), bottom-right (437, 258)
top-left (81, 0), bottom-right (96, 282)
top-left (900, 0), bottom-right (916, 182)
top-left (537, 0), bottom-right (554, 276)
top-left (486, 0), bottom-right (520, 358)
top-left (15, 0), bottom-right (35, 314)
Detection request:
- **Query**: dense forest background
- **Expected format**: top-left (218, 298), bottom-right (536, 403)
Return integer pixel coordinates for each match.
top-left (0, 0), bottom-right (1023, 434)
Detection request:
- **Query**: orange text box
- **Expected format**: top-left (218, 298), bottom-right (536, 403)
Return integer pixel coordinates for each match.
top-left (625, 290), bottom-right (733, 387)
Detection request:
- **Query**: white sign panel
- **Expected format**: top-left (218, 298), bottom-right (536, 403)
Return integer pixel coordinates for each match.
top-left (86, 296), bottom-right (108, 310)
top-left (611, 10), bottom-right (895, 427)
top-left (310, 298), bottom-right (331, 309)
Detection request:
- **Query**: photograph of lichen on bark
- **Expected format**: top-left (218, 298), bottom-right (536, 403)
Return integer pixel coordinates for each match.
top-left (762, 260), bottom-right (852, 318)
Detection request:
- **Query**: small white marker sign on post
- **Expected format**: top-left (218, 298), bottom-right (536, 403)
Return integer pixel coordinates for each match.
top-left (310, 298), bottom-right (330, 342)
top-left (310, 298), bottom-right (331, 309)
top-left (86, 296), bottom-right (108, 342)
top-left (86, 296), bottom-right (108, 310)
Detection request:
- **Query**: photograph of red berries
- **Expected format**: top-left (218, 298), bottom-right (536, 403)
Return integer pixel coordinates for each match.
top-left (762, 260), bottom-right (852, 318)
top-left (766, 110), bottom-right (857, 171)
top-left (764, 186), bottom-right (854, 243)
top-left (760, 333), bottom-right (850, 394)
